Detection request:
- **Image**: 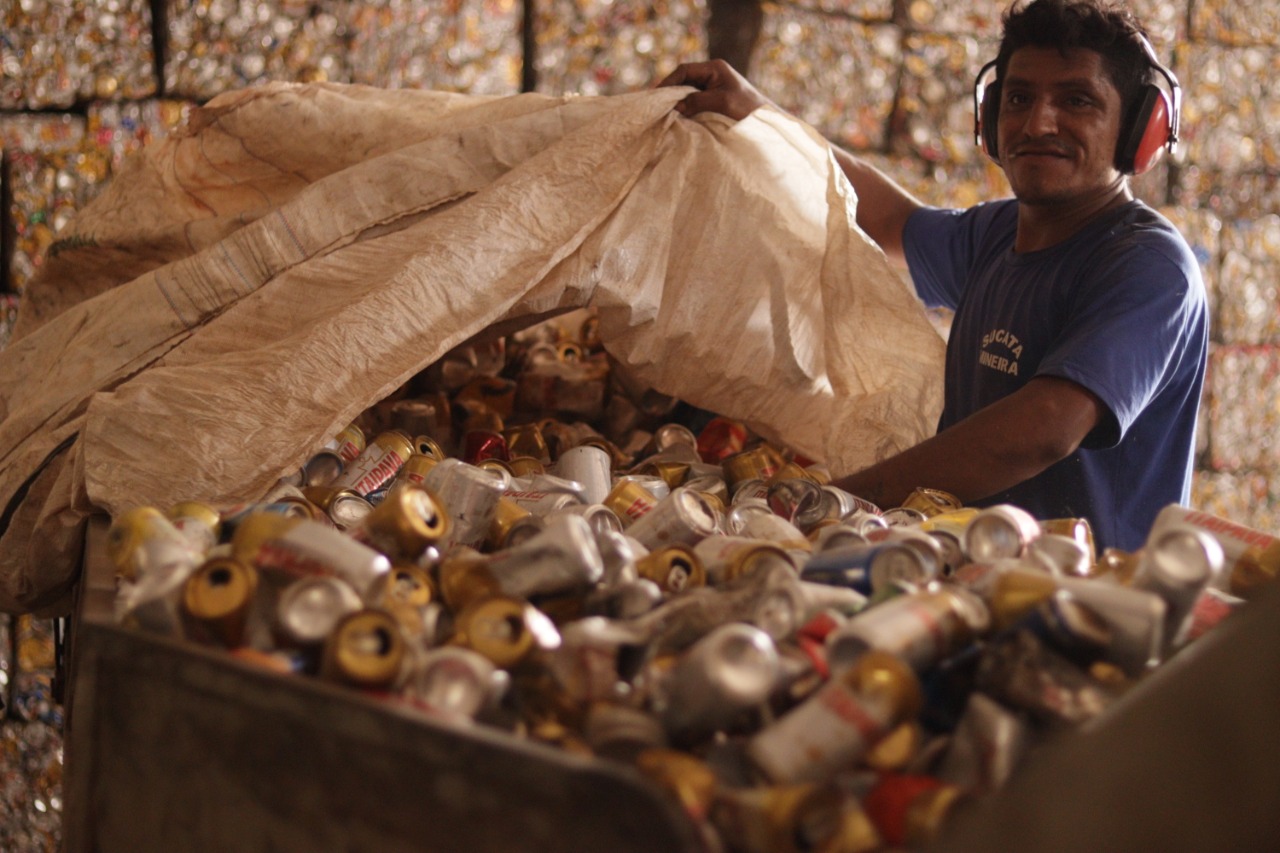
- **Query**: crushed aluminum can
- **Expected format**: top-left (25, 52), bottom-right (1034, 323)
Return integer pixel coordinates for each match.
top-left (937, 691), bottom-right (1030, 794)
top-left (655, 623), bottom-right (779, 744)
top-left (1147, 503), bottom-right (1280, 600)
top-left (324, 421), bottom-right (367, 464)
top-left (349, 484), bottom-right (450, 562)
top-left (726, 501), bottom-right (809, 552)
top-left (975, 629), bottom-right (1122, 727)
top-left (799, 539), bottom-right (933, 597)
top-left (626, 487), bottom-right (720, 551)
top-left (231, 512), bottom-right (391, 598)
top-left (275, 575), bottom-right (364, 651)
top-left (320, 608), bottom-right (408, 690)
top-left (300, 448), bottom-right (345, 489)
top-left (766, 477), bottom-right (824, 528)
top-left (553, 444), bottom-right (614, 506)
top-left (711, 783), bottom-right (849, 853)
top-left (693, 536), bottom-right (795, 587)
top-left (898, 487), bottom-right (964, 519)
top-left (332, 429), bottom-right (415, 497)
top-left (636, 544), bottom-right (708, 596)
top-left (746, 650), bottom-right (922, 785)
top-left (1130, 522), bottom-right (1224, 652)
top-left (107, 505), bottom-right (206, 584)
top-left (604, 477), bottom-right (661, 527)
top-left (549, 502), bottom-right (624, 539)
top-left (695, 416), bottom-right (748, 464)
top-left (862, 771), bottom-right (965, 848)
top-left (1056, 576), bottom-right (1168, 676)
top-left (825, 586), bottom-right (990, 675)
top-left (722, 445), bottom-right (784, 492)
top-left (166, 500), bottom-right (223, 553)
top-left (422, 457), bottom-right (506, 550)
top-left (962, 503), bottom-right (1043, 562)
top-left (402, 646), bottom-right (506, 721)
top-left (1008, 588), bottom-right (1113, 668)
top-left (809, 522), bottom-right (870, 554)
top-left (584, 702), bottom-right (670, 762)
top-left (484, 513), bottom-right (605, 600)
top-left (731, 478), bottom-right (772, 506)
top-left (1038, 516), bottom-right (1097, 566)
top-left (181, 556), bottom-right (260, 648)
top-left (1026, 531), bottom-right (1092, 577)
top-left (450, 594), bottom-right (559, 670)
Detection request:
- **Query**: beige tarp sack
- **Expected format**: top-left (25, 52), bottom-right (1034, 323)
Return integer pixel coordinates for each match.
top-left (0, 82), bottom-right (944, 616)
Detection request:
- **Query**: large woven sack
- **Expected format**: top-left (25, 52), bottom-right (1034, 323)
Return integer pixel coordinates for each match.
top-left (0, 82), bottom-right (943, 615)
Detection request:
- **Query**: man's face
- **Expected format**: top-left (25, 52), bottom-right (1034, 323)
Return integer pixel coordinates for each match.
top-left (996, 46), bottom-right (1126, 207)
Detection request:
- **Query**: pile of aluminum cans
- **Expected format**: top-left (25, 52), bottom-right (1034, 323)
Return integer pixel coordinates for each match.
top-left (107, 313), bottom-right (1274, 852)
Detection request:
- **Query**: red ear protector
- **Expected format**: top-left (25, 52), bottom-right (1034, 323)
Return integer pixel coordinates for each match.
top-left (973, 34), bottom-right (1181, 175)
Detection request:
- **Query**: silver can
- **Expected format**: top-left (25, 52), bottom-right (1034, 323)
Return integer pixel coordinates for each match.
top-left (626, 487), bottom-right (720, 551)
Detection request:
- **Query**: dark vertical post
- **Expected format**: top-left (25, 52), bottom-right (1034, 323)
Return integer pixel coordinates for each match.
top-left (707, 0), bottom-right (764, 76)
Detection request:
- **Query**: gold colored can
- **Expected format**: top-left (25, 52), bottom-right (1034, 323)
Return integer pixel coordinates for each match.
top-left (634, 460), bottom-right (691, 490)
top-left (919, 507), bottom-right (980, 537)
top-left (636, 545), bottom-right (707, 595)
top-left (1094, 546), bottom-right (1141, 584)
top-left (457, 399), bottom-right (505, 435)
top-left (765, 461), bottom-right (819, 485)
top-left (506, 455), bottom-right (547, 477)
top-left (722, 445), bottom-right (782, 491)
top-left (437, 549), bottom-right (502, 612)
top-left (107, 506), bottom-right (204, 582)
top-left (712, 783), bottom-right (847, 853)
top-left (824, 802), bottom-right (883, 853)
top-left (167, 500), bottom-right (223, 547)
top-left (577, 435), bottom-right (632, 471)
top-left (488, 496), bottom-right (534, 551)
top-left (990, 568), bottom-right (1059, 630)
top-left (693, 536), bottom-right (792, 586)
top-left (333, 429), bottom-right (415, 496)
top-left (1040, 516), bottom-right (1098, 566)
top-left (504, 422), bottom-right (551, 463)
top-left (300, 485), bottom-right (373, 531)
top-left (899, 487), bottom-right (964, 518)
top-left (328, 422), bottom-right (367, 463)
top-left (476, 457), bottom-right (514, 477)
top-left (455, 375), bottom-right (518, 420)
top-left (451, 595), bottom-right (537, 669)
top-left (603, 478), bottom-right (659, 527)
top-left (635, 748), bottom-right (719, 822)
top-left (862, 720), bottom-right (925, 772)
top-left (182, 556), bottom-right (260, 647)
top-left (354, 484), bottom-right (450, 560)
top-left (369, 562), bottom-right (436, 609)
top-left (321, 608), bottom-right (407, 690)
top-left (392, 452), bottom-right (441, 490)
top-left (412, 434), bottom-right (446, 461)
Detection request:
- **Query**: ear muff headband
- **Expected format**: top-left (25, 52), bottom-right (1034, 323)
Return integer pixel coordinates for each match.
top-left (972, 35), bottom-right (1182, 174)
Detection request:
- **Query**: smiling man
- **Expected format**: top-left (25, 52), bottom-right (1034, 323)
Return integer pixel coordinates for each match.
top-left (661, 0), bottom-right (1208, 551)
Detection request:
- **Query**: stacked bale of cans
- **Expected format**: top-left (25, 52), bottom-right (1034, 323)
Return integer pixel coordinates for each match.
top-left (107, 311), bottom-right (1276, 853)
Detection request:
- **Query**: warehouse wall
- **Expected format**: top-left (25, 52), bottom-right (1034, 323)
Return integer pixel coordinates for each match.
top-left (1, 0), bottom-right (1276, 532)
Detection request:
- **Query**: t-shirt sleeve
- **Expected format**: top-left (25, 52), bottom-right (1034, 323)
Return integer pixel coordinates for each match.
top-left (903, 203), bottom-right (1003, 311)
top-left (1037, 244), bottom-right (1206, 449)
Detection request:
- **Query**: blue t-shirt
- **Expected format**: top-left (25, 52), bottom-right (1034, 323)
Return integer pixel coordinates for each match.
top-left (903, 199), bottom-right (1209, 551)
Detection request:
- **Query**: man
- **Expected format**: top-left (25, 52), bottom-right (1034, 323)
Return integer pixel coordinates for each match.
top-left (660, 0), bottom-right (1208, 552)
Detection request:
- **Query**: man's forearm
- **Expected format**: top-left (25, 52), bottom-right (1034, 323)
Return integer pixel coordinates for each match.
top-left (830, 377), bottom-right (1104, 509)
top-left (830, 148), bottom-right (923, 265)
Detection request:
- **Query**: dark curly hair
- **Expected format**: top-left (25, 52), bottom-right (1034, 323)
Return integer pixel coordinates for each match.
top-left (995, 0), bottom-right (1155, 111)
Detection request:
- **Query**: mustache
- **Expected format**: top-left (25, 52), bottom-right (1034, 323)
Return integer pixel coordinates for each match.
top-left (1010, 138), bottom-right (1072, 157)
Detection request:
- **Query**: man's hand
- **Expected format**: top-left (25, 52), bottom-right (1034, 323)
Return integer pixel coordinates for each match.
top-left (657, 59), bottom-right (774, 121)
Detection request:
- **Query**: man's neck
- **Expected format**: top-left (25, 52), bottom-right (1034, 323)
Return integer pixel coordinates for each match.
top-left (1014, 182), bottom-right (1134, 253)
